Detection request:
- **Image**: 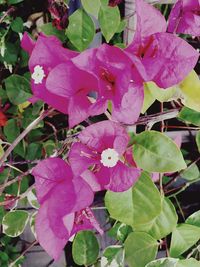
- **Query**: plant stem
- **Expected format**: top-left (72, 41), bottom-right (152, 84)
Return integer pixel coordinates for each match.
top-left (0, 108), bottom-right (54, 167)
top-left (168, 179), bottom-right (199, 198)
top-left (9, 240), bottom-right (38, 267)
top-left (129, 108), bottom-right (180, 128)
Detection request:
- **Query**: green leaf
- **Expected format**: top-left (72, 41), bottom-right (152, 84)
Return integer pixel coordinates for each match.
top-left (179, 70), bottom-right (200, 112)
top-left (178, 107), bottom-right (200, 126)
top-left (99, 5), bottom-right (120, 42)
top-left (4, 119), bottom-right (25, 157)
top-left (2, 210), bottom-right (29, 237)
top-left (146, 82), bottom-right (178, 103)
top-left (30, 211), bottom-right (37, 238)
top-left (40, 23), bottom-right (66, 42)
top-left (142, 84), bottom-right (156, 113)
top-left (81, 0), bottom-right (101, 17)
top-left (27, 189), bottom-right (40, 209)
top-left (11, 17), bottom-right (24, 33)
top-left (177, 258), bottom-right (200, 267)
top-left (116, 20), bottom-right (127, 33)
top-left (135, 197), bottom-right (178, 240)
top-left (125, 232), bottom-right (158, 267)
top-left (0, 196), bottom-right (5, 224)
top-left (0, 143), bottom-right (4, 158)
top-left (145, 258), bottom-right (179, 267)
top-left (133, 131), bottom-right (187, 173)
top-left (66, 9), bottom-right (95, 51)
top-left (105, 172), bottom-right (162, 227)
top-left (170, 224), bottom-right (200, 258)
top-left (25, 143), bottom-right (42, 160)
top-left (186, 210), bottom-right (200, 228)
top-left (101, 245), bottom-right (124, 267)
top-left (1, 42), bottom-right (19, 64)
top-left (43, 140), bottom-right (56, 156)
top-left (5, 75), bottom-right (32, 105)
top-left (108, 222), bottom-right (132, 242)
top-left (72, 230), bottom-right (99, 266)
top-left (8, 0), bottom-right (24, 3)
top-left (180, 163), bottom-right (199, 181)
top-left (196, 131), bottom-right (200, 153)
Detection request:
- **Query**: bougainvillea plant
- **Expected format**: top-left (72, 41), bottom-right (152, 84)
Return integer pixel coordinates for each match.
top-left (0, 0), bottom-right (200, 266)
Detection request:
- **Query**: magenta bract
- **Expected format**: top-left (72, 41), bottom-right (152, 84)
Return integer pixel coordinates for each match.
top-left (69, 121), bottom-right (141, 192)
top-left (168, 0), bottom-right (200, 36)
top-left (46, 61), bottom-right (107, 128)
top-left (21, 33), bottom-right (77, 114)
top-left (32, 158), bottom-right (101, 261)
top-left (72, 44), bottom-right (144, 124)
top-left (126, 0), bottom-right (199, 88)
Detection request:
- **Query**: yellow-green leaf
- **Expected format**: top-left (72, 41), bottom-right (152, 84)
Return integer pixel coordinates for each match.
top-left (179, 70), bottom-right (200, 112)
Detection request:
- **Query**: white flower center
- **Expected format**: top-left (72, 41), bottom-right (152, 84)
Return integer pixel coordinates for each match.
top-left (100, 148), bottom-right (119, 168)
top-left (32, 65), bottom-right (45, 84)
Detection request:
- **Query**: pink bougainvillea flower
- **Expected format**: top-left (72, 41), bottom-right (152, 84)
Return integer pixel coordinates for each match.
top-left (21, 32), bottom-right (77, 114)
top-left (72, 44), bottom-right (144, 125)
top-left (69, 121), bottom-right (141, 192)
top-left (32, 158), bottom-right (101, 261)
top-left (46, 61), bottom-right (107, 128)
top-left (168, 0), bottom-right (200, 36)
top-left (126, 0), bottom-right (199, 88)
top-left (127, 0), bottom-right (167, 53)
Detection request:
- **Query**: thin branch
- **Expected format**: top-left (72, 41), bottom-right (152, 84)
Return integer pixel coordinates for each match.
top-left (0, 169), bottom-right (32, 192)
top-left (0, 108), bottom-right (54, 167)
top-left (126, 108), bottom-right (180, 127)
top-left (9, 240), bottom-right (38, 267)
top-left (0, 184), bottom-right (35, 206)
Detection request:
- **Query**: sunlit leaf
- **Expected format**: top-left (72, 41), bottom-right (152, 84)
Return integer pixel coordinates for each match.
top-left (66, 9), bottom-right (95, 51)
top-left (179, 70), bottom-right (200, 112)
top-left (170, 224), bottom-right (200, 257)
top-left (133, 131), bottom-right (186, 173)
top-left (125, 232), bottom-right (158, 267)
top-left (99, 4), bottom-right (120, 42)
top-left (72, 231), bottom-right (99, 265)
top-left (105, 172), bottom-right (162, 227)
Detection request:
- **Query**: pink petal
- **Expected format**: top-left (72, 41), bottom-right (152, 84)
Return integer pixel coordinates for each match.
top-left (46, 62), bottom-right (99, 98)
top-left (150, 32), bottom-right (199, 88)
top-left (106, 161), bottom-right (141, 192)
top-left (72, 208), bottom-right (103, 236)
top-left (47, 181), bottom-right (76, 238)
top-left (62, 213), bottom-right (75, 236)
top-left (81, 170), bottom-right (102, 192)
top-left (94, 166), bottom-right (110, 188)
top-left (72, 176), bottom-right (94, 212)
top-left (21, 32), bottom-right (35, 55)
top-left (79, 121), bottom-right (129, 154)
top-left (112, 84), bottom-right (144, 125)
top-left (29, 34), bottom-right (77, 72)
top-left (68, 93), bottom-right (105, 128)
top-left (126, 0), bottom-right (166, 53)
top-left (69, 142), bottom-right (99, 177)
top-left (36, 201), bottom-right (69, 261)
top-left (32, 158), bottom-right (73, 204)
top-left (31, 82), bottom-right (68, 114)
top-left (73, 44), bottom-right (133, 107)
top-left (168, 0), bottom-right (200, 36)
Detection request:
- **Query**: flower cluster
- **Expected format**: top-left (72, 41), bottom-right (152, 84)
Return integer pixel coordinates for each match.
top-left (22, 0), bottom-right (199, 261)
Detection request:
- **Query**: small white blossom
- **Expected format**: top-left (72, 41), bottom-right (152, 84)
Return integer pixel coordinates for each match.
top-left (100, 148), bottom-right (119, 168)
top-left (32, 65), bottom-right (45, 84)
